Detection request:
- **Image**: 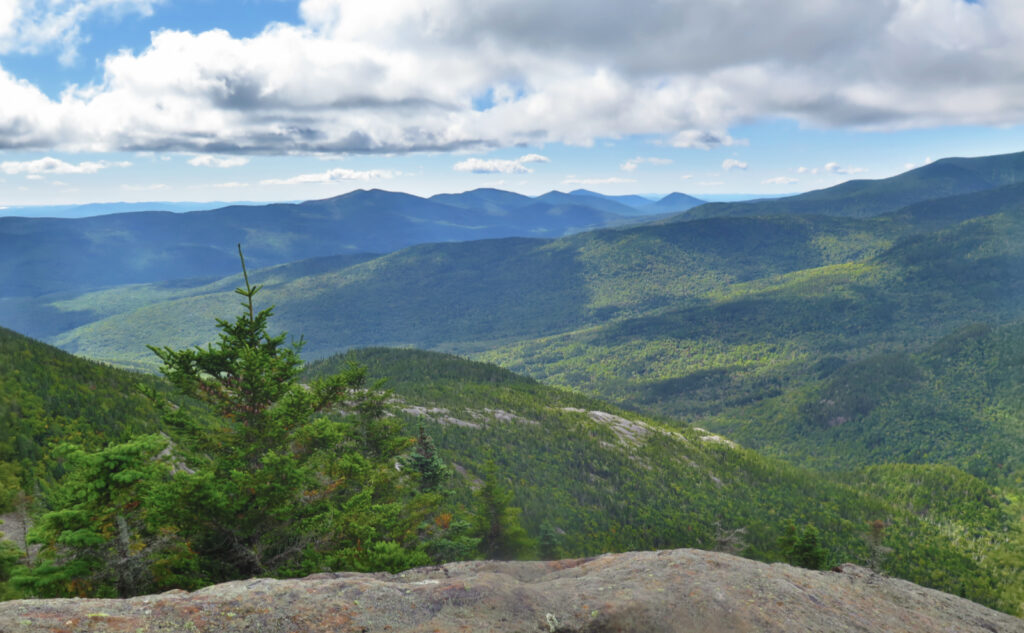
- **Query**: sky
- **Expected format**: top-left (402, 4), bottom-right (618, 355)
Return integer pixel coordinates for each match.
top-left (3, 0), bottom-right (1024, 208)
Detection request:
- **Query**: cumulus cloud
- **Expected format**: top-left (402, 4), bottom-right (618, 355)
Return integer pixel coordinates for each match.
top-left (453, 154), bottom-right (550, 174)
top-left (3, 1), bottom-right (1024, 154)
top-left (0, 0), bottom-right (161, 64)
top-left (762, 176), bottom-right (799, 185)
top-left (261, 167), bottom-right (398, 185)
top-left (189, 155), bottom-right (250, 168)
top-left (620, 156), bottom-right (672, 172)
top-left (800, 162), bottom-right (867, 176)
top-left (0, 156), bottom-right (130, 175)
top-left (562, 176), bottom-right (636, 185)
top-left (722, 158), bottom-right (748, 171)
top-left (670, 130), bottom-right (746, 150)
top-left (824, 162), bottom-right (867, 175)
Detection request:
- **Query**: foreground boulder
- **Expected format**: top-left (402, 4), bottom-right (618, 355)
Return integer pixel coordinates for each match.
top-left (2, 548), bottom-right (1021, 632)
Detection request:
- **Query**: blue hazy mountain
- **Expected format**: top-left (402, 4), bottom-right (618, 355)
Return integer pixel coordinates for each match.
top-left (567, 189), bottom-right (658, 209)
top-left (566, 189), bottom-right (707, 214)
top-left (0, 201), bottom-right (264, 219)
top-left (428, 188), bottom-right (535, 211)
top-left (0, 187), bottom-right (669, 299)
top-left (643, 192), bottom-right (706, 213)
top-left (684, 150), bottom-right (1024, 220)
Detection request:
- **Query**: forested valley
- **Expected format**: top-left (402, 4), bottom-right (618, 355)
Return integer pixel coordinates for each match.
top-left (1, 152), bottom-right (1023, 616)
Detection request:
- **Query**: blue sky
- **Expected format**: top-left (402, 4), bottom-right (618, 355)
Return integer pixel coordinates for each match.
top-left (2, 0), bottom-right (1024, 208)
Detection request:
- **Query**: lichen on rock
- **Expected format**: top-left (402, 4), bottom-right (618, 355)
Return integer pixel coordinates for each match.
top-left (2, 548), bottom-right (1022, 633)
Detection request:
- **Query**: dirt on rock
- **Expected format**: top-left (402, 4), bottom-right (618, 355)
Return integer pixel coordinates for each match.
top-left (1, 548), bottom-right (1022, 633)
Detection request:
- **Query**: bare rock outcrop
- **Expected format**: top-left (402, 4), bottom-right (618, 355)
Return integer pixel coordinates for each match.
top-left (2, 548), bottom-right (1021, 633)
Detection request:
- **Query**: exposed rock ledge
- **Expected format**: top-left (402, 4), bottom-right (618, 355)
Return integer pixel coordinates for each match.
top-left (2, 548), bottom-right (1021, 633)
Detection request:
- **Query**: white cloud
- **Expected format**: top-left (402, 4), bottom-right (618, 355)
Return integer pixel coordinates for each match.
top-left (722, 158), bottom-right (748, 171)
top-left (261, 167), bottom-right (398, 185)
top-left (453, 154), bottom-right (550, 174)
top-left (671, 130), bottom-right (746, 150)
top-left (189, 155), bottom-right (250, 168)
top-left (4, 1), bottom-right (1024, 155)
top-left (0, 156), bottom-right (130, 175)
top-left (0, 0), bottom-right (161, 65)
top-left (211, 181), bottom-right (249, 188)
top-left (562, 176), bottom-right (636, 185)
top-left (680, 173), bottom-right (694, 180)
top-left (121, 183), bottom-right (168, 191)
top-left (762, 176), bottom-right (798, 185)
top-left (620, 156), bottom-right (673, 172)
top-left (799, 162), bottom-right (867, 176)
top-left (824, 162), bottom-right (867, 175)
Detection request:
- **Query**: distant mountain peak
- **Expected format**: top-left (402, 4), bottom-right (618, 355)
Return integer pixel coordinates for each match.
top-left (644, 191), bottom-right (705, 213)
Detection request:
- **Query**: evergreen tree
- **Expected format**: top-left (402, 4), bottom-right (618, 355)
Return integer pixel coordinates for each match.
top-left (538, 521), bottom-right (562, 560)
top-left (405, 426), bottom-right (451, 492)
top-left (472, 462), bottom-right (534, 560)
top-left (14, 246), bottom-right (440, 596)
top-left (147, 246), bottom-right (433, 580)
top-left (779, 521), bottom-right (829, 570)
top-left (12, 436), bottom-right (198, 597)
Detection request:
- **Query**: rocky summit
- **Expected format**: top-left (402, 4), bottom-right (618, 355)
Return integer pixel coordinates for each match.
top-left (1, 548), bottom-right (1022, 633)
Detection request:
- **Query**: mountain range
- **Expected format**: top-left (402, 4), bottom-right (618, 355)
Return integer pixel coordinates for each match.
top-left (2, 150), bottom-right (1024, 614)
top-left (0, 188), bottom-right (701, 302)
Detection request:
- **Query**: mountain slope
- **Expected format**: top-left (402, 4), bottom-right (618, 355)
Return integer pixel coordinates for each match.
top-left (0, 252), bottom-right (380, 341)
top-left (644, 191), bottom-right (706, 213)
top-left (47, 212), bottom-right (896, 368)
top-left (50, 196), bottom-right (1022, 404)
top-left (45, 200), bottom-right (1023, 388)
top-left (305, 348), bottom-right (1024, 612)
top-left (568, 188), bottom-right (656, 209)
top-left (0, 188), bottom-right (644, 301)
top-left (533, 190), bottom-right (639, 215)
top-left (2, 326), bottom-right (1022, 611)
top-left (0, 201), bottom-right (254, 219)
top-left (481, 207), bottom-right (1024, 418)
top-left (0, 327), bottom-right (169, 490)
top-left (707, 320), bottom-right (1024, 482)
top-left (683, 150), bottom-right (1024, 220)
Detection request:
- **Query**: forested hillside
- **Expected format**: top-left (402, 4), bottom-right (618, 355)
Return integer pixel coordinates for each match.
top-left (484, 207), bottom-right (1023, 418)
top-left (307, 348), bottom-right (1024, 613)
top-left (47, 212), bottom-right (897, 367)
top-left (708, 321), bottom-right (1024, 484)
top-left (47, 192), bottom-right (1024, 421)
top-left (0, 327), bottom-right (166, 494)
top-left (2, 327), bottom-right (1022, 612)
